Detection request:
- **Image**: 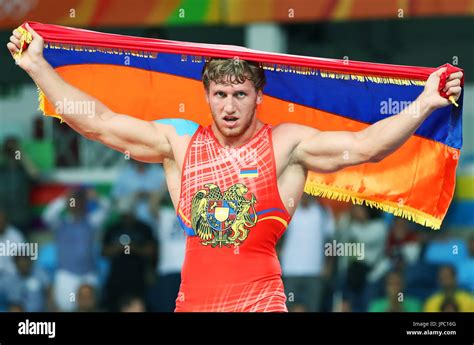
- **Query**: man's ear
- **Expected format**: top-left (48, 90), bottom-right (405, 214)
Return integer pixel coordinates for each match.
top-left (204, 88), bottom-right (209, 104)
top-left (256, 89), bottom-right (263, 105)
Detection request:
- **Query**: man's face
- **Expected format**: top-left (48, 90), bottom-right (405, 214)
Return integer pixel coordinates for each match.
top-left (77, 285), bottom-right (96, 311)
top-left (3, 138), bottom-right (18, 155)
top-left (386, 273), bottom-right (403, 297)
top-left (15, 256), bottom-right (32, 276)
top-left (205, 78), bottom-right (263, 138)
top-left (439, 266), bottom-right (456, 290)
top-left (351, 205), bottom-right (368, 222)
top-left (468, 238), bottom-right (474, 257)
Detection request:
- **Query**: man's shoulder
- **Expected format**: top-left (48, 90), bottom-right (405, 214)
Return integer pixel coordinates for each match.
top-left (272, 122), bottom-right (317, 135)
top-left (271, 122), bottom-right (319, 145)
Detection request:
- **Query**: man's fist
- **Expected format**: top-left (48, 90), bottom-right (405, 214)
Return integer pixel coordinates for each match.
top-left (7, 23), bottom-right (45, 73)
top-left (422, 67), bottom-right (463, 110)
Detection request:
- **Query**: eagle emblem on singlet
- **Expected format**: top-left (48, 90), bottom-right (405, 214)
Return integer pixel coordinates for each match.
top-left (191, 183), bottom-right (258, 247)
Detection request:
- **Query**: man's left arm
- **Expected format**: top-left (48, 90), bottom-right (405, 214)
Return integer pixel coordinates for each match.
top-left (292, 68), bottom-right (463, 173)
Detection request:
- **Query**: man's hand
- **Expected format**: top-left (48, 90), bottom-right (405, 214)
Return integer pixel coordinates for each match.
top-left (7, 23), bottom-right (45, 73)
top-left (421, 67), bottom-right (463, 111)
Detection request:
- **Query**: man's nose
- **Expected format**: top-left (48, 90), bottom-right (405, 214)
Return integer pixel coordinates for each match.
top-left (223, 96), bottom-right (236, 114)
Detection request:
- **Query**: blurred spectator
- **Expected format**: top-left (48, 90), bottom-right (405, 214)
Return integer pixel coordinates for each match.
top-left (111, 161), bottom-right (166, 230)
top-left (424, 265), bottom-right (474, 312)
top-left (0, 273), bottom-right (8, 311)
top-left (118, 295), bottom-right (147, 312)
top-left (0, 208), bottom-right (26, 275)
top-left (386, 218), bottom-right (421, 270)
top-left (8, 303), bottom-right (24, 312)
top-left (280, 194), bottom-right (335, 312)
top-left (42, 187), bottom-right (109, 311)
top-left (368, 271), bottom-right (422, 312)
top-left (148, 193), bottom-right (186, 312)
top-left (440, 297), bottom-right (460, 312)
top-left (341, 206), bottom-right (389, 311)
top-left (3, 255), bottom-right (52, 312)
top-left (101, 197), bottom-right (157, 312)
top-left (333, 297), bottom-right (352, 312)
top-left (76, 283), bottom-right (99, 312)
top-left (455, 234), bottom-right (474, 293)
top-left (289, 303), bottom-right (308, 312)
top-left (0, 136), bottom-right (39, 232)
top-left (403, 261), bottom-right (441, 302)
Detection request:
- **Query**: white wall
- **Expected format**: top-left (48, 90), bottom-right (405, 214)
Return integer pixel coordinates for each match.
top-left (245, 23), bottom-right (287, 53)
top-left (0, 84), bottom-right (52, 140)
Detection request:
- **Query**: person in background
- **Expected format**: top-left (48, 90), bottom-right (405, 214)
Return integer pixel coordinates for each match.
top-left (289, 302), bottom-right (308, 312)
top-left (8, 303), bottom-right (24, 312)
top-left (101, 197), bottom-right (157, 312)
top-left (440, 297), bottom-right (460, 312)
top-left (455, 234), bottom-right (474, 293)
top-left (385, 218), bottom-right (421, 271)
top-left (148, 193), bottom-right (186, 312)
top-left (111, 160), bottom-right (166, 231)
top-left (424, 265), bottom-right (474, 312)
top-left (341, 205), bottom-right (389, 312)
top-left (3, 255), bottom-right (52, 312)
top-left (368, 270), bottom-right (422, 312)
top-left (118, 295), bottom-right (147, 312)
top-left (0, 136), bottom-right (39, 232)
top-left (280, 194), bottom-right (335, 312)
top-left (76, 283), bottom-right (99, 312)
top-left (0, 208), bottom-right (26, 275)
top-left (42, 186), bottom-right (109, 311)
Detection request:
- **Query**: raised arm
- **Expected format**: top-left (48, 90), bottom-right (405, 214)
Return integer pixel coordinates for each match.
top-left (291, 68), bottom-right (463, 173)
top-left (7, 24), bottom-right (172, 163)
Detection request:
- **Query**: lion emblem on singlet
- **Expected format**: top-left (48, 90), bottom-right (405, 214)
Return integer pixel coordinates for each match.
top-left (190, 183), bottom-right (257, 248)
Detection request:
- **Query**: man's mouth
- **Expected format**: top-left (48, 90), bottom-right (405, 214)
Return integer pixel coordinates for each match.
top-left (223, 116), bottom-right (239, 127)
top-left (223, 116), bottom-right (238, 122)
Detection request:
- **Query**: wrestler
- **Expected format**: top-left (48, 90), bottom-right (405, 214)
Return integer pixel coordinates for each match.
top-left (8, 24), bottom-right (463, 311)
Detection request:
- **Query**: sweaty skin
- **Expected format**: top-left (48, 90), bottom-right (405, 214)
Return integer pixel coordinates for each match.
top-left (7, 24), bottom-right (463, 218)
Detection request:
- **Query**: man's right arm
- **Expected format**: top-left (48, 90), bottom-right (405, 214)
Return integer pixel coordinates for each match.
top-left (7, 24), bottom-right (172, 163)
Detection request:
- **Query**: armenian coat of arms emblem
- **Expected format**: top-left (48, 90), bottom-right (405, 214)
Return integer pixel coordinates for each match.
top-left (191, 183), bottom-right (257, 247)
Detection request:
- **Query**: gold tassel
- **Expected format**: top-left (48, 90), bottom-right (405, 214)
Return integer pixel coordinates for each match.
top-left (18, 27), bottom-right (63, 123)
top-left (304, 183), bottom-right (442, 230)
top-left (37, 87), bottom-right (63, 122)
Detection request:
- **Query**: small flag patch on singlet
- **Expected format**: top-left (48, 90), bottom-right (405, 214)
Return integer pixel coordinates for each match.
top-left (240, 167), bottom-right (258, 178)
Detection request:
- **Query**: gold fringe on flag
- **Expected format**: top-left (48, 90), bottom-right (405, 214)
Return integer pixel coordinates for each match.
top-left (304, 182), bottom-right (442, 230)
top-left (37, 87), bottom-right (64, 122)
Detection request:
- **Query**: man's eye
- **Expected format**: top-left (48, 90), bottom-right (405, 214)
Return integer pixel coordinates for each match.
top-left (216, 92), bottom-right (225, 97)
top-left (236, 92), bottom-right (246, 98)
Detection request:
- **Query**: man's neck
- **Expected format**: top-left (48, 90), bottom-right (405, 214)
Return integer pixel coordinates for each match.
top-left (211, 120), bottom-right (264, 148)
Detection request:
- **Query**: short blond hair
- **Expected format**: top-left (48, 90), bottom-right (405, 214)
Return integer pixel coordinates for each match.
top-left (202, 58), bottom-right (266, 91)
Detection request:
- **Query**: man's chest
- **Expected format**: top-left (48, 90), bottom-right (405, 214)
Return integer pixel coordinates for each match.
top-left (164, 127), bottom-right (307, 215)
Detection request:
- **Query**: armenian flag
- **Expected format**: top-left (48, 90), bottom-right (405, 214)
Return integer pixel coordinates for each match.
top-left (15, 21), bottom-right (464, 229)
